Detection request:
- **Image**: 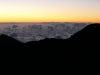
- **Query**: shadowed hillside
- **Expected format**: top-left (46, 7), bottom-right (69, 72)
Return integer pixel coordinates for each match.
top-left (0, 23), bottom-right (100, 75)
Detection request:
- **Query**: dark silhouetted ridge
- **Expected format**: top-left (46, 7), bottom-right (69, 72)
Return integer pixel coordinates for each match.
top-left (67, 23), bottom-right (100, 43)
top-left (0, 23), bottom-right (100, 75)
top-left (0, 34), bottom-right (22, 45)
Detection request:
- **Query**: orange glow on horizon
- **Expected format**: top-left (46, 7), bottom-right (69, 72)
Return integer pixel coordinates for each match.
top-left (0, 15), bottom-right (100, 23)
top-left (0, 0), bottom-right (100, 23)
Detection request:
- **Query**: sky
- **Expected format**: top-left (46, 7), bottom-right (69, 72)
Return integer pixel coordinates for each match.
top-left (0, 0), bottom-right (100, 23)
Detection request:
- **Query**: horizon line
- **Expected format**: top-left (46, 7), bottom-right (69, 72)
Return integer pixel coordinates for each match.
top-left (0, 21), bottom-right (99, 23)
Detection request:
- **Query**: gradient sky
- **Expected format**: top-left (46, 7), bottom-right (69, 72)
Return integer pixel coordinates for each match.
top-left (0, 0), bottom-right (100, 22)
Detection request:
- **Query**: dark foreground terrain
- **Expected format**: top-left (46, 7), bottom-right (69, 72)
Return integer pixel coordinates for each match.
top-left (0, 23), bottom-right (100, 75)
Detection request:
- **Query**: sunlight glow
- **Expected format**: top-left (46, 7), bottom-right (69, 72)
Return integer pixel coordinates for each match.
top-left (0, 0), bottom-right (100, 23)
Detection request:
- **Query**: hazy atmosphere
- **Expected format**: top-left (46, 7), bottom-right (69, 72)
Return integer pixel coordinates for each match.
top-left (0, 0), bottom-right (100, 23)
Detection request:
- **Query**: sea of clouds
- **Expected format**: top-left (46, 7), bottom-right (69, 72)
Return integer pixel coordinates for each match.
top-left (0, 22), bottom-right (90, 43)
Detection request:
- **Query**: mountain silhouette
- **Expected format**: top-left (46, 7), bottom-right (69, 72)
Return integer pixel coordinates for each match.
top-left (0, 34), bottom-right (22, 49)
top-left (0, 23), bottom-right (100, 75)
